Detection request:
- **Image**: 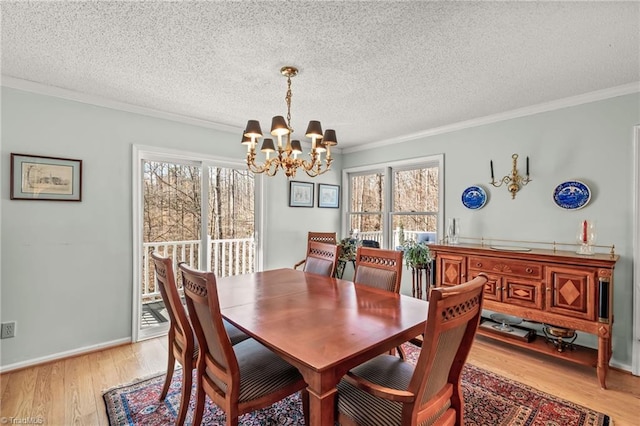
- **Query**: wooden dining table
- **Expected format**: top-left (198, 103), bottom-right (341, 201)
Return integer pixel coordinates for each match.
top-left (216, 268), bottom-right (429, 426)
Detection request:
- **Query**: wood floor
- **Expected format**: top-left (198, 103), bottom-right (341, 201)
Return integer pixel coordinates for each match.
top-left (1, 335), bottom-right (638, 425)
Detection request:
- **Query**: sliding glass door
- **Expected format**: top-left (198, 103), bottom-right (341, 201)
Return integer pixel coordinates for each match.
top-left (132, 146), bottom-right (259, 341)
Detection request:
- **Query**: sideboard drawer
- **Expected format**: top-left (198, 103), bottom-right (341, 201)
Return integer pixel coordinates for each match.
top-left (468, 256), bottom-right (542, 279)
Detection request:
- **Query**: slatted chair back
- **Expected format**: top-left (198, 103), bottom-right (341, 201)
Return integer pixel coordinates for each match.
top-left (303, 241), bottom-right (341, 277)
top-left (353, 246), bottom-right (403, 293)
top-left (336, 274), bottom-right (487, 426)
top-left (150, 252), bottom-right (197, 426)
top-left (178, 263), bottom-right (309, 426)
top-left (308, 231), bottom-right (338, 244)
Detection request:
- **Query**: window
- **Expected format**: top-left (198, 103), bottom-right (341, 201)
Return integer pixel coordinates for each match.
top-left (343, 155), bottom-right (443, 249)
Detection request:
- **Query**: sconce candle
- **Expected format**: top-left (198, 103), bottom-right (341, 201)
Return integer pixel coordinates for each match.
top-left (490, 160), bottom-right (494, 180)
top-left (577, 220), bottom-right (596, 255)
top-left (526, 156), bottom-right (529, 177)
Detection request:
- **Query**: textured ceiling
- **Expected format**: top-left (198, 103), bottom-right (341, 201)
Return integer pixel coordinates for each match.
top-left (2, 1), bottom-right (639, 150)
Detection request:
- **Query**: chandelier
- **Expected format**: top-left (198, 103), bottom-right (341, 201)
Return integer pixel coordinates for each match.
top-left (242, 66), bottom-right (337, 178)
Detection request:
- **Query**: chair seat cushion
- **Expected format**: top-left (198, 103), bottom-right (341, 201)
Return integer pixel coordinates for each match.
top-left (223, 319), bottom-right (250, 345)
top-left (337, 354), bottom-right (413, 426)
top-left (235, 338), bottom-right (304, 402)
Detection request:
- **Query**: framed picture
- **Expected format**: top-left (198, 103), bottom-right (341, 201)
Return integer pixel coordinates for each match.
top-left (289, 181), bottom-right (314, 207)
top-left (10, 153), bottom-right (83, 201)
top-left (318, 183), bottom-right (340, 208)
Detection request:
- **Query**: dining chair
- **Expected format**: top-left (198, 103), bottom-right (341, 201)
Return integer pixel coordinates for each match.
top-left (353, 246), bottom-right (406, 357)
top-left (150, 252), bottom-right (250, 426)
top-left (336, 273), bottom-right (488, 426)
top-left (293, 231), bottom-right (338, 270)
top-left (353, 246), bottom-right (403, 293)
top-left (178, 263), bottom-right (309, 426)
top-left (301, 240), bottom-right (341, 277)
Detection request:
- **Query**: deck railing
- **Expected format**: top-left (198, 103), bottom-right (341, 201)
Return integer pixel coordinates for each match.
top-left (142, 237), bottom-right (255, 300)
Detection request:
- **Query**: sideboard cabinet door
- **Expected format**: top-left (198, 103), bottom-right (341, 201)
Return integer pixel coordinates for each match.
top-left (437, 254), bottom-right (466, 286)
top-left (545, 266), bottom-right (595, 321)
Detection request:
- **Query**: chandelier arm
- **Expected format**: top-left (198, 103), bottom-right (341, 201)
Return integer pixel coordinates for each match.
top-left (265, 161), bottom-right (279, 177)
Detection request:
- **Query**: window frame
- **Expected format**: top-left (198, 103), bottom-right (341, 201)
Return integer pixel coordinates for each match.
top-left (341, 154), bottom-right (444, 249)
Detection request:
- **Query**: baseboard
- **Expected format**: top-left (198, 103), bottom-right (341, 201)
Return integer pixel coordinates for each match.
top-left (0, 337), bottom-right (131, 374)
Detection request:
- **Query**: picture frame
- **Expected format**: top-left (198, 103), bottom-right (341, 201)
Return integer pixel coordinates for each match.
top-left (289, 181), bottom-right (314, 207)
top-left (10, 153), bottom-right (83, 201)
top-left (318, 183), bottom-right (340, 208)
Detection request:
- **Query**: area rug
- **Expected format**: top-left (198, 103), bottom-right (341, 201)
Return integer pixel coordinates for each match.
top-left (104, 344), bottom-right (610, 426)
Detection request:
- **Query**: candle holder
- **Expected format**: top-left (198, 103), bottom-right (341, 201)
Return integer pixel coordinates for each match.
top-left (446, 218), bottom-right (460, 245)
top-left (576, 220), bottom-right (596, 255)
top-left (489, 153), bottom-right (531, 199)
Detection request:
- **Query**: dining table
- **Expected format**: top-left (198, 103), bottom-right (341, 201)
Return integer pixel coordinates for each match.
top-left (216, 268), bottom-right (430, 426)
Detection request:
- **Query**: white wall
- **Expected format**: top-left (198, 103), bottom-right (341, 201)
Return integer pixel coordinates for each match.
top-left (343, 93), bottom-right (640, 370)
top-left (0, 87), bottom-right (340, 369)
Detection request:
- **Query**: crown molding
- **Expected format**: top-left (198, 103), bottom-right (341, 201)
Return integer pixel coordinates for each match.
top-left (343, 82), bottom-right (640, 154)
top-left (1, 75), bottom-right (243, 134)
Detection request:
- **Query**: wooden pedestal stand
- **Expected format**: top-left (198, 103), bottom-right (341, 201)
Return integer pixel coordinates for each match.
top-left (411, 265), bottom-right (432, 300)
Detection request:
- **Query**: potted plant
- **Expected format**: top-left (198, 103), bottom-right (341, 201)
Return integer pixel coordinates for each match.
top-left (401, 239), bottom-right (432, 269)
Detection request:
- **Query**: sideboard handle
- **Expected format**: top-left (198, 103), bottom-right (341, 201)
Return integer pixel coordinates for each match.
top-left (476, 262), bottom-right (482, 267)
top-left (526, 267), bottom-right (533, 273)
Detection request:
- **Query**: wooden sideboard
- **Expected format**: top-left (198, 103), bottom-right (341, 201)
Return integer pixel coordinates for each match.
top-left (429, 243), bottom-right (619, 388)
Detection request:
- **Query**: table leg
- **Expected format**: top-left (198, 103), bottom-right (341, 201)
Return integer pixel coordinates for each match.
top-left (307, 386), bottom-right (338, 426)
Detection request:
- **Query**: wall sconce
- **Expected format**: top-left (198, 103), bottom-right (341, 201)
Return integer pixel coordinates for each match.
top-left (490, 154), bottom-right (531, 199)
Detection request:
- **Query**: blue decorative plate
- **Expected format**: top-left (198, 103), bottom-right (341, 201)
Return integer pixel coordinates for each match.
top-left (461, 186), bottom-right (487, 210)
top-left (553, 180), bottom-right (591, 210)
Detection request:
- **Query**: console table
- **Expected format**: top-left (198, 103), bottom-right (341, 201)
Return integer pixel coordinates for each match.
top-left (429, 242), bottom-right (618, 388)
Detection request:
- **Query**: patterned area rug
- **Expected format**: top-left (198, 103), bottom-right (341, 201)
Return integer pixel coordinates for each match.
top-left (103, 344), bottom-right (610, 425)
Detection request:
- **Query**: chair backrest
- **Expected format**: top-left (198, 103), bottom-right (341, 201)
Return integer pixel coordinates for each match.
top-left (150, 252), bottom-right (194, 359)
top-left (303, 241), bottom-right (341, 277)
top-left (308, 231), bottom-right (337, 245)
top-left (178, 263), bottom-right (239, 398)
top-left (353, 246), bottom-right (403, 293)
top-left (294, 232), bottom-right (339, 270)
top-left (406, 274), bottom-right (487, 425)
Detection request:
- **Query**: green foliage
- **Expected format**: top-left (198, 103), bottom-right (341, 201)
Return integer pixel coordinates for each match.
top-left (339, 238), bottom-right (358, 261)
top-left (401, 239), bottom-right (432, 269)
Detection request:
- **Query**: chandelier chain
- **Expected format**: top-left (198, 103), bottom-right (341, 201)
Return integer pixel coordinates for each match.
top-left (285, 75), bottom-right (293, 131)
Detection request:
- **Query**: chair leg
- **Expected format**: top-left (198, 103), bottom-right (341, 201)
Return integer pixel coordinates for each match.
top-left (176, 368), bottom-right (192, 426)
top-left (159, 350), bottom-right (176, 400)
top-left (396, 345), bottom-right (407, 360)
top-left (191, 385), bottom-right (205, 426)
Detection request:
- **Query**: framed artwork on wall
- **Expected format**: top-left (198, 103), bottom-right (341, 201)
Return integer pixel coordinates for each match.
top-left (318, 183), bottom-right (340, 208)
top-left (10, 153), bottom-right (83, 201)
top-left (289, 180), bottom-right (314, 207)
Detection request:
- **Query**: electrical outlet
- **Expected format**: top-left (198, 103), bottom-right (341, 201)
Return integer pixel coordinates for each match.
top-left (1, 322), bottom-right (16, 339)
